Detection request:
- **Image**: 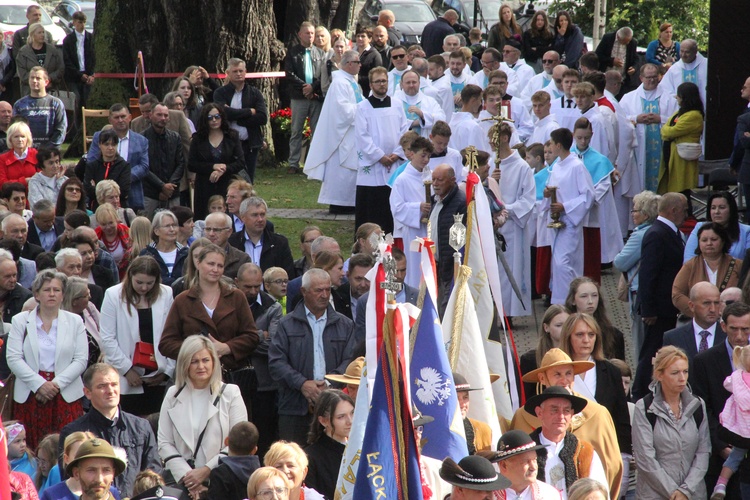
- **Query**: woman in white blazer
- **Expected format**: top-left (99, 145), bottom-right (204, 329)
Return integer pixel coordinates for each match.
top-left (99, 255), bottom-right (175, 416)
top-left (158, 334), bottom-right (247, 499)
top-left (7, 270), bottom-right (88, 449)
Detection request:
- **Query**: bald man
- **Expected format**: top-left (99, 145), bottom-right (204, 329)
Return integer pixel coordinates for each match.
top-left (372, 25), bottom-right (392, 69)
top-left (720, 287), bottom-right (742, 315)
top-left (378, 9), bottom-right (401, 48)
top-left (543, 65), bottom-right (568, 101)
top-left (663, 282), bottom-right (726, 366)
top-left (421, 9), bottom-right (458, 57)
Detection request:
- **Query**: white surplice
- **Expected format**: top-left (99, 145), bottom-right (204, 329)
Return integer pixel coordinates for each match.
top-left (449, 111), bottom-right (491, 153)
top-left (428, 74), bottom-right (455, 123)
top-left (496, 150), bottom-right (536, 316)
top-left (478, 108), bottom-right (521, 149)
top-left (520, 71), bottom-right (554, 110)
top-left (390, 162), bottom-right (428, 288)
top-left (545, 154), bottom-right (595, 304)
top-left (427, 148), bottom-right (465, 184)
top-left (387, 65), bottom-right (412, 96)
top-left (528, 113), bottom-right (560, 146)
top-left (659, 52), bottom-right (708, 104)
top-left (392, 89), bottom-right (446, 139)
top-left (501, 59), bottom-right (536, 98)
top-left (304, 70), bottom-right (361, 206)
top-left (355, 97), bottom-right (410, 187)
top-left (580, 104), bottom-right (614, 162)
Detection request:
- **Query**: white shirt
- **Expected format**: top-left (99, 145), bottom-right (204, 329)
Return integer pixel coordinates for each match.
top-left (117, 131), bottom-right (130, 161)
top-left (656, 215), bottom-right (679, 234)
top-left (75, 30), bottom-right (85, 72)
top-left (574, 356), bottom-right (598, 401)
top-left (36, 315), bottom-right (59, 372)
top-left (692, 320), bottom-right (716, 352)
top-left (157, 248), bottom-right (177, 274)
top-left (538, 432), bottom-right (608, 500)
top-left (230, 89), bottom-right (249, 140)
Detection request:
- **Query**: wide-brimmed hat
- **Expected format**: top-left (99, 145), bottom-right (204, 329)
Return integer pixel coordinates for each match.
top-left (521, 348), bottom-right (595, 383)
top-left (440, 455), bottom-right (512, 491)
top-left (65, 438), bottom-right (127, 477)
top-left (453, 372), bottom-right (482, 392)
top-left (325, 357), bottom-right (365, 385)
top-left (488, 430), bottom-right (547, 461)
top-left (523, 386), bottom-right (588, 415)
top-left (413, 408), bottom-right (435, 427)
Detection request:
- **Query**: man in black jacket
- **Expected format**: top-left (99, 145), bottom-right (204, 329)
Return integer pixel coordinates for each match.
top-left (27, 200), bottom-right (64, 251)
top-left (228, 197), bottom-right (295, 278)
top-left (214, 58), bottom-right (268, 183)
top-left (594, 27), bottom-right (637, 91)
top-left (429, 164), bottom-right (466, 314)
top-left (421, 9), bottom-right (458, 57)
top-left (58, 364), bottom-right (162, 498)
top-left (141, 103), bottom-right (185, 216)
top-left (284, 22), bottom-right (325, 175)
top-left (62, 10), bottom-right (94, 115)
top-left (632, 192), bottom-right (688, 399)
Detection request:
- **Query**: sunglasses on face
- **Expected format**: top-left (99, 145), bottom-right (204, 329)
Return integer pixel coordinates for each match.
top-left (391, 53), bottom-right (406, 60)
top-left (207, 114), bottom-right (221, 121)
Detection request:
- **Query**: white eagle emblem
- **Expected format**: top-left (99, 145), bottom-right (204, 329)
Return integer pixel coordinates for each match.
top-left (415, 367), bottom-right (452, 406)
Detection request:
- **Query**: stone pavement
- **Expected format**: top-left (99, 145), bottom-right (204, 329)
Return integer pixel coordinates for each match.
top-left (267, 208), bottom-right (355, 221)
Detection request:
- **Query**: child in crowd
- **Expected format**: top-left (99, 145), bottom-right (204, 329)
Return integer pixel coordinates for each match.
top-left (525, 142), bottom-right (545, 173)
top-left (193, 194), bottom-right (226, 239)
top-left (6, 421), bottom-right (37, 478)
top-left (712, 345), bottom-right (750, 499)
top-left (208, 422), bottom-right (261, 500)
top-left (386, 130), bottom-right (420, 187)
top-left (36, 433), bottom-right (60, 494)
top-left (263, 267), bottom-right (289, 314)
top-left (468, 27), bottom-right (485, 55)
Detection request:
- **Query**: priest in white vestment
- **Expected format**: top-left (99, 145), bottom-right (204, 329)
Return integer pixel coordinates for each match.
top-left (393, 70), bottom-right (446, 139)
top-left (544, 129), bottom-right (595, 305)
top-left (446, 51), bottom-right (472, 112)
top-left (520, 51), bottom-right (560, 107)
top-left (390, 137), bottom-right (433, 288)
top-left (304, 50), bottom-right (362, 209)
top-left (387, 45), bottom-right (412, 96)
top-left (491, 122), bottom-right (536, 317)
top-left (468, 47), bottom-right (502, 90)
top-left (659, 39), bottom-right (708, 104)
top-left (500, 40), bottom-right (536, 99)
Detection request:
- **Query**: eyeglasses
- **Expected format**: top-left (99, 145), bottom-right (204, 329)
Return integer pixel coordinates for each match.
top-left (391, 53), bottom-right (406, 60)
top-left (204, 227), bottom-right (230, 233)
top-left (371, 79), bottom-right (388, 84)
top-left (542, 59), bottom-right (556, 64)
top-left (207, 114), bottom-right (221, 121)
top-left (268, 279), bottom-right (289, 285)
top-left (257, 487), bottom-right (289, 500)
top-left (66, 187), bottom-right (81, 192)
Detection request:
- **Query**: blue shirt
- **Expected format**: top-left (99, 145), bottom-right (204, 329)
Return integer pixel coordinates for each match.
top-left (305, 306), bottom-right (327, 380)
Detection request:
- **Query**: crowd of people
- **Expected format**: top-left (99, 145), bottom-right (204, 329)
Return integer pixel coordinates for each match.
top-left (0, 3), bottom-right (745, 500)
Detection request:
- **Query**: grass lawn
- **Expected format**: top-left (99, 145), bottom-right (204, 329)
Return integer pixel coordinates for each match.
top-left (254, 167), bottom-right (355, 260)
top-left (253, 168), bottom-right (326, 209)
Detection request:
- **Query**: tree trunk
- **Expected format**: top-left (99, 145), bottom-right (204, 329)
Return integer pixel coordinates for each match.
top-left (85, 0), bottom-right (285, 158)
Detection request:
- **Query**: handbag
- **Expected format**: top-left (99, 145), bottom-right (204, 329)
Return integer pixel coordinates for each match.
top-left (50, 88), bottom-right (77, 112)
top-left (676, 142), bottom-right (703, 161)
top-left (133, 342), bottom-right (157, 371)
top-left (616, 264), bottom-right (640, 302)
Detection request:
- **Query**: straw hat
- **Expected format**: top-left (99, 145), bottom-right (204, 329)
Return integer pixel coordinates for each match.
top-left (325, 357), bottom-right (364, 385)
top-left (521, 348), bottom-right (595, 383)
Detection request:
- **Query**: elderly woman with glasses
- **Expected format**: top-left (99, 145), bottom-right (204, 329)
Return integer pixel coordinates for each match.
top-left (139, 210), bottom-right (189, 286)
top-left (188, 103), bottom-right (245, 221)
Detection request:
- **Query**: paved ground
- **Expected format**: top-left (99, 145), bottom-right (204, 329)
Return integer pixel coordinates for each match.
top-left (268, 208), bottom-right (355, 221)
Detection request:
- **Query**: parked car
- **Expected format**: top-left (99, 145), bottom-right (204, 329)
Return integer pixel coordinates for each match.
top-left (357, 0), bottom-right (437, 47)
top-left (430, 0), bottom-right (502, 33)
top-left (0, 0), bottom-right (67, 46)
top-left (52, 0), bottom-right (95, 34)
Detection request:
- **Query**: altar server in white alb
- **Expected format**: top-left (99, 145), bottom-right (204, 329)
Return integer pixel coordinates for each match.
top-left (468, 48), bottom-right (501, 90)
top-left (543, 128), bottom-right (595, 304)
top-left (447, 50), bottom-right (472, 112)
top-left (389, 136), bottom-right (434, 288)
top-left (572, 82), bottom-right (615, 163)
top-left (449, 84), bottom-right (491, 153)
top-left (520, 50), bottom-right (560, 106)
top-left (393, 70), bottom-right (445, 139)
top-left (304, 50), bottom-right (362, 212)
top-left (528, 90), bottom-right (560, 146)
top-left (490, 122), bottom-right (536, 317)
top-left (427, 120), bottom-right (464, 183)
top-left (478, 83), bottom-right (521, 148)
top-left (484, 72), bottom-right (534, 144)
top-left (387, 45), bottom-right (411, 96)
top-left (427, 55), bottom-right (455, 123)
top-left (659, 39), bottom-right (707, 104)
top-left (571, 117), bottom-right (623, 265)
top-left (355, 66), bottom-right (410, 235)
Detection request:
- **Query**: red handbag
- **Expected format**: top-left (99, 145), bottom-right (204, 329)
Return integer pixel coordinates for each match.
top-left (133, 342), bottom-right (157, 371)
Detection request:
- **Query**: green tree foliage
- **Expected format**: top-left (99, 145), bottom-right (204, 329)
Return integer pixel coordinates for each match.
top-left (547, 0), bottom-right (709, 50)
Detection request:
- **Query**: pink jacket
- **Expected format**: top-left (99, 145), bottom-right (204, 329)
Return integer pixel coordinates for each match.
top-left (720, 370), bottom-right (750, 438)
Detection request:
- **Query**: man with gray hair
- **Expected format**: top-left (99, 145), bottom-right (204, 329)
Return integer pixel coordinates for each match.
top-left (269, 268), bottom-right (356, 445)
top-left (2, 212), bottom-right (42, 260)
top-left (204, 211), bottom-right (250, 278)
top-left (228, 197), bottom-right (294, 277)
top-left (659, 38), bottom-right (707, 103)
top-left (214, 57), bottom-right (268, 182)
top-left (0, 247), bottom-right (32, 378)
top-left (56, 247), bottom-right (104, 308)
top-left (595, 27), bottom-right (637, 83)
top-left (285, 235), bottom-right (341, 307)
top-left (421, 9), bottom-right (458, 57)
top-left (305, 49), bottom-right (362, 214)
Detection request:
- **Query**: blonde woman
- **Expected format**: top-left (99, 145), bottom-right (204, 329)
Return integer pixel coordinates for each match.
top-left (93, 179), bottom-right (137, 227)
top-left (264, 441), bottom-right (324, 500)
top-left (247, 467), bottom-right (293, 500)
top-left (128, 216), bottom-right (153, 259)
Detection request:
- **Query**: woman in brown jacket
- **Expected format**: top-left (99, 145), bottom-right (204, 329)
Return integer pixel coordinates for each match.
top-left (159, 243), bottom-right (259, 371)
top-left (672, 222), bottom-right (742, 317)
